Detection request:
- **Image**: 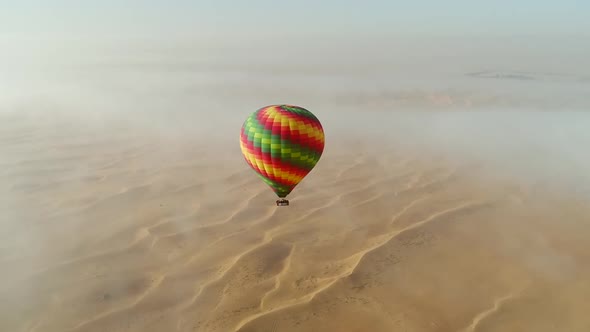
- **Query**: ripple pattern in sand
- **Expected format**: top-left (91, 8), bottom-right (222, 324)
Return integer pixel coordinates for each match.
top-left (3, 115), bottom-right (590, 332)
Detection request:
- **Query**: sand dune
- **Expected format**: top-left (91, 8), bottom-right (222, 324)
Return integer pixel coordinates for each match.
top-left (2, 110), bottom-right (590, 332)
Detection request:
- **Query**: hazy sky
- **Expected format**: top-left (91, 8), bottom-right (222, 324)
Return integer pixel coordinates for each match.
top-left (2, 1), bottom-right (589, 40)
top-left (2, 1), bottom-right (589, 79)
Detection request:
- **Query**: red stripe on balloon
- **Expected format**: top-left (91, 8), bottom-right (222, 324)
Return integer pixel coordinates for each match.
top-left (240, 132), bottom-right (311, 186)
top-left (255, 108), bottom-right (325, 154)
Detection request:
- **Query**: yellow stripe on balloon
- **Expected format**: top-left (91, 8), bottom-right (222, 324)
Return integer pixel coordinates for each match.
top-left (239, 140), bottom-right (304, 186)
top-left (264, 107), bottom-right (325, 144)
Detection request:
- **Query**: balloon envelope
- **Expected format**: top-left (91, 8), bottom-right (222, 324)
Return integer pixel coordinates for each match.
top-left (239, 105), bottom-right (325, 198)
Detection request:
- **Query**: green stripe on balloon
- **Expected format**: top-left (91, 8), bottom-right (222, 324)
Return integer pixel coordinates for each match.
top-left (279, 105), bottom-right (320, 121)
top-left (258, 173), bottom-right (292, 197)
top-left (242, 123), bottom-right (320, 171)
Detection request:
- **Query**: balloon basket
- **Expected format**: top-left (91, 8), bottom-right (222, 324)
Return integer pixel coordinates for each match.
top-left (276, 199), bottom-right (289, 206)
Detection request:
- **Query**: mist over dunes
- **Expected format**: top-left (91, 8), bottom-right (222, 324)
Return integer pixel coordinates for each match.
top-left (2, 17), bottom-right (590, 331)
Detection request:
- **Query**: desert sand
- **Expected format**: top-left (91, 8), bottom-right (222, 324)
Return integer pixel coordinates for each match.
top-left (2, 104), bottom-right (590, 332)
top-left (3, 2), bottom-right (590, 329)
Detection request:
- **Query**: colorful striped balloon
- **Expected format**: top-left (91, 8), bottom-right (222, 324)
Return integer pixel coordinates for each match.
top-left (240, 105), bottom-right (325, 199)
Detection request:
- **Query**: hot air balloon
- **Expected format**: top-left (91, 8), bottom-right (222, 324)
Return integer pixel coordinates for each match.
top-left (239, 104), bottom-right (325, 206)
